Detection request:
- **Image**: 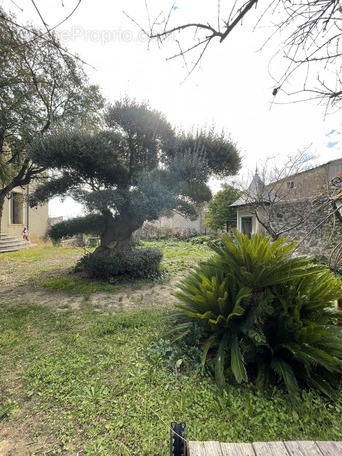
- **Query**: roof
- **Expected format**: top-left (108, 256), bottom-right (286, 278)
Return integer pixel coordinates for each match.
top-left (267, 157), bottom-right (342, 185)
top-left (231, 158), bottom-right (342, 208)
top-left (231, 172), bottom-right (277, 207)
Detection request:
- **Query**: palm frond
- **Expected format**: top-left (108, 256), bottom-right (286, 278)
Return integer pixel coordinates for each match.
top-left (280, 336), bottom-right (341, 368)
top-left (306, 372), bottom-right (338, 400)
top-left (256, 361), bottom-right (274, 392)
top-left (270, 358), bottom-right (299, 400)
top-left (201, 334), bottom-right (217, 367)
top-left (230, 335), bottom-right (248, 384)
top-left (215, 334), bottom-right (229, 389)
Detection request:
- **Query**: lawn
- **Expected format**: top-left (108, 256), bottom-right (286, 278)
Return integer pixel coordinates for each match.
top-left (0, 240), bottom-right (341, 455)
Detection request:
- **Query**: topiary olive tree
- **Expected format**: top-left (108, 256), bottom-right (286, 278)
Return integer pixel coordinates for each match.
top-left (30, 99), bottom-right (241, 273)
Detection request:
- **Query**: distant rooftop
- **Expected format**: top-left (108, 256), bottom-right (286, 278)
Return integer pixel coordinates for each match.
top-left (231, 172), bottom-right (277, 207)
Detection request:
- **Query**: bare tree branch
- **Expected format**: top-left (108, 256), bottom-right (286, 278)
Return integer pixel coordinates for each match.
top-left (0, 2), bottom-right (91, 69)
top-left (133, 0), bottom-right (342, 110)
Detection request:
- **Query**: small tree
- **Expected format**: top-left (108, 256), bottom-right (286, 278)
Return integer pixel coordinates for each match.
top-left (30, 99), bottom-right (241, 259)
top-left (205, 184), bottom-right (240, 232)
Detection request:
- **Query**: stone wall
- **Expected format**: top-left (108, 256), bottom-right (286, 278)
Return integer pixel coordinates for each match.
top-left (269, 197), bottom-right (342, 258)
top-left (152, 210), bottom-right (206, 236)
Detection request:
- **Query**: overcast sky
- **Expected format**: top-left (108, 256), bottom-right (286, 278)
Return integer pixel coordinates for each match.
top-left (3, 0), bottom-right (342, 217)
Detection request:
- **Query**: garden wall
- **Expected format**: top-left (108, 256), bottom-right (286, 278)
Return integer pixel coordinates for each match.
top-left (271, 197), bottom-right (342, 258)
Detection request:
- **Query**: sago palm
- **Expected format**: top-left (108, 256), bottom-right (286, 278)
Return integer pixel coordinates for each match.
top-left (174, 259), bottom-right (252, 387)
top-left (173, 231), bottom-right (342, 399)
top-left (257, 270), bottom-right (342, 398)
top-left (209, 230), bottom-right (325, 292)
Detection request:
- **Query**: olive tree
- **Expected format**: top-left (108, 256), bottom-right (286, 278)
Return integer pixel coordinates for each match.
top-left (30, 99), bottom-right (241, 257)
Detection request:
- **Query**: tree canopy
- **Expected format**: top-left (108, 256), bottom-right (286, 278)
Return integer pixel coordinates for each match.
top-left (0, 7), bottom-right (104, 230)
top-left (205, 184), bottom-right (240, 232)
top-left (30, 99), bottom-right (241, 256)
top-left (141, 0), bottom-right (342, 110)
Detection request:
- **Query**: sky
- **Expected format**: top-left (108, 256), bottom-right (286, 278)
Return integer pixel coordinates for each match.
top-left (3, 0), bottom-right (342, 217)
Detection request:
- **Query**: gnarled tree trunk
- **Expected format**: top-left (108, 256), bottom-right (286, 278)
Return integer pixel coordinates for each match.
top-left (93, 209), bottom-right (145, 257)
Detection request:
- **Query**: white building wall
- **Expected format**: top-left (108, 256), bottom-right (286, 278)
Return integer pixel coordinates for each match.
top-left (0, 185), bottom-right (48, 240)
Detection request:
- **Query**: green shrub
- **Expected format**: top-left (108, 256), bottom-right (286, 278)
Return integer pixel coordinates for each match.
top-left (174, 230), bottom-right (342, 399)
top-left (77, 247), bottom-right (163, 281)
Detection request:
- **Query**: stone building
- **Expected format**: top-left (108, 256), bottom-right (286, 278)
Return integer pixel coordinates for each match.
top-left (231, 158), bottom-right (342, 258)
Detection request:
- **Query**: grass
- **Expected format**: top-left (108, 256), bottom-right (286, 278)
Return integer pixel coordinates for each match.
top-left (42, 277), bottom-right (120, 294)
top-left (0, 241), bottom-right (341, 455)
top-left (143, 239), bottom-right (214, 274)
top-left (0, 244), bottom-right (84, 263)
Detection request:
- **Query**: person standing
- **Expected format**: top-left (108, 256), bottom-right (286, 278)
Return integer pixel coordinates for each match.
top-left (22, 226), bottom-right (29, 241)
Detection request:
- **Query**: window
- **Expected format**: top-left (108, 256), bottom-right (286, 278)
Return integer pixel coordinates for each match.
top-left (241, 216), bottom-right (253, 238)
top-left (10, 192), bottom-right (24, 224)
top-left (287, 181), bottom-right (294, 189)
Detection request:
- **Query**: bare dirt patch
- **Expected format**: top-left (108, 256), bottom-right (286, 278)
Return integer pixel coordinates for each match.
top-left (0, 248), bottom-right (181, 313)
